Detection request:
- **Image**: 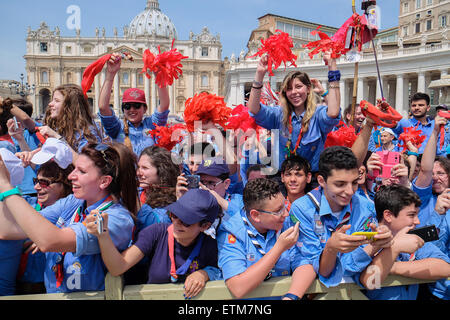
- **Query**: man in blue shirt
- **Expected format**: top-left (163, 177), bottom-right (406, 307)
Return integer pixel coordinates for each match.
top-left (217, 178), bottom-right (316, 300)
top-left (392, 92), bottom-right (442, 156)
top-left (357, 184), bottom-right (450, 300)
top-left (290, 146), bottom-right (393, 287)
top-left (97, 53), bottom-right (170, 157)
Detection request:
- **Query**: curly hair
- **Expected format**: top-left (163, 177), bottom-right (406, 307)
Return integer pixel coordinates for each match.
top-left (140, 146), bottom-right (180, 208)
top-left (279, 71), bottom-right (321, 134)
top-left (243, 178), bottom-right (281, 214)
top-left (44, 84), bottom-right (103, 150)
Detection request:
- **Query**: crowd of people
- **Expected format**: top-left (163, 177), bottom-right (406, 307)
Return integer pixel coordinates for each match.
top-left (0, 51), bottom-right (449, 301)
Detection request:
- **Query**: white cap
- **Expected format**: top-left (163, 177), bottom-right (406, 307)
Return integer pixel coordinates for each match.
top-left (0, 148), bottom-right (24, 186)
top-left (31, 138), bottom-right (73, 169)
top-left (380, 127), bottom-right (396, 138)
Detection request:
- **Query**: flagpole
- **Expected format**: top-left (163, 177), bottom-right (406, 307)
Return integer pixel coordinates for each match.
top-left (350, 0), bottom-right (358, 126)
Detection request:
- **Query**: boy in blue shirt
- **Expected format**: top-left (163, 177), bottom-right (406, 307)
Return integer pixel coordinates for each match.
top-left (290, 146), bottom-right (393, 287)
top-left (358, 184), bottom-right (450, 300)
top-left (217, 178), bottom-right (316, 300)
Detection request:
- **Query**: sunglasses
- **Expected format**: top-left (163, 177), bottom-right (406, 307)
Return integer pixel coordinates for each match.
top-left (33, 178), bottom-right (56, 188)
top-left (168, 212), bottom-right (192, 228)
top-left (122, 103), bottom-right (143, 111)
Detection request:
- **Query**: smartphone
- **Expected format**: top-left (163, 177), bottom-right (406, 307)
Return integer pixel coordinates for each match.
top-left (407, 225), bottom-right (439, 242)
top-left (13, 116), bottom-right (19, 130)
top-left (352, 231), bottom-right (378, 240)
top-left (185, 174), bottom-right (200, 189)
top-left (373, 151), bottom-right (401, 179)
top-left (97, 214), bottom-right (104, 234)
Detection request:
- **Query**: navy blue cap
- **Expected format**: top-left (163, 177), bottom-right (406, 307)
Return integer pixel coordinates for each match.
top-left (195, 157), bottom-right (230, 177)
top-left (164, 189), bottom-right (220, 225)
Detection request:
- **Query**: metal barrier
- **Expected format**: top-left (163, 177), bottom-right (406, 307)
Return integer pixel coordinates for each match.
top-left (1, 274), bottom-right (445, 300)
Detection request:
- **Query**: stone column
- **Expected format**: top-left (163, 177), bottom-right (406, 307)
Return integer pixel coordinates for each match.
top-left (340, 79), bottom-right (347, 110)
top-left (417, 72), bottom-right (426, 93)
top-left (144, 75), bottom-right (151, 113)
top-left (131, 69), bottom-right (137, 89)
top-left (238, 82), bottom-right (245, 106)
top-left (94, 75), bottom-right (100, 114)
top-left (395, 74), bottom-right (405, 113)
top-left (113, 73), bottom-right (120, 114)
top-left (357, 77), bottom-right (367, 103)
top-left (76, 67), bottom-right (83, 86)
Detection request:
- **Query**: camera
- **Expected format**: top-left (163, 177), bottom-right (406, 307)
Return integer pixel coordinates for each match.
top-left (185, 174), bottom-right (200, 189)
top-left (372, 151), bottom-right (401, 179)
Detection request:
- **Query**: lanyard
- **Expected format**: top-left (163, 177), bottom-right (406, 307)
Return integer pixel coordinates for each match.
top-left (285, 115), bottom-right (304, 159)
top-left (242, 215), bottom-right (279, 281)
top-left (54, 196), bottom-right (114, 288)
top-left (167, 224), bottom-right (205, 283)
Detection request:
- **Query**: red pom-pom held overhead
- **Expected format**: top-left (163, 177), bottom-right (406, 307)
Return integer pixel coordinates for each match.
top-left (398, 126), bottom-right (426, 152)
top-left (146, 123), bottom-right (187, 151)
top-left (141, 39), bottom-right (189, 88)
top-left (227, 104), bottom-right (262, 135)
top-left (183, 92), bottom-right (232, 132)
top-left (303, 27), bottom-right (347, 59)
top-left (250, 30), bottom-right (298, 76)
top-left (81, 54), bottom-right (112, 97)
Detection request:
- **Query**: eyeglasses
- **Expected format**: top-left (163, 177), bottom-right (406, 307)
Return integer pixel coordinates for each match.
top-left (168, 212), bottom-right (192, 228)
top-left (122, 103), bottom-right (143, 111)
top-left (200, 179), bottom-right (224, 189)
top-left (256, 205), bottom-right (288, 216)
top-left (33, 178), bottom-right (56, 188)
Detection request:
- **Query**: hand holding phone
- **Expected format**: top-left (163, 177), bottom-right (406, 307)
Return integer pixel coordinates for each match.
top-left (407, 225), bottom-right (439, 242)
top-left (185, 175), bottom-right (200, 189)
top-left (352, 231), bottom-right (378, 241)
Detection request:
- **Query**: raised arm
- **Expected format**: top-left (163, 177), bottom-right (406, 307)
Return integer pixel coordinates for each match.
top-left (351, 117), bottom-right (375, 167)
top-left (246, 55), bottom-right (269, 116)
top-left (323, 52), bottom-right (340, 119)
top-left (98, 53), bottom-right (122, 117)
top-left (415, 115), bottom-right (446, 188)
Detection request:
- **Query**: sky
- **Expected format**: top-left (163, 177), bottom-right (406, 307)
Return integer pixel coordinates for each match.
top-left (0, 0), bottom-right (400, 81)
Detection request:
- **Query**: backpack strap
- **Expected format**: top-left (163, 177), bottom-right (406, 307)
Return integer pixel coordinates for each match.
top-left (306, 187), bottom-right (322, 213)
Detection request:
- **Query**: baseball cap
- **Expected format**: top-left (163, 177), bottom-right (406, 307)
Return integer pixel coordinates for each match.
top-left (31, 138), bottom-right (73, 169)
top-left (380, 127), bottom-right (396, 138)
top-left (122, 88), bottom-right (146, 104)
top-left (195, 157), bottom-right (230, 177)
top-left (0, 148), bottom-right (24, 186)
top-left (164, 189), bottom-right (220, 225)
top-left (436, 104), bottom-right (448, 111)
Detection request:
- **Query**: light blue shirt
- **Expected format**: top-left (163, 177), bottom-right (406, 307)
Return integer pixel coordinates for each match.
top-left (289, 189), bottom-right (376, 287)
top-left (250, 104), bottom-right (340, 172)
top-left (217, 208), bottom-right (306, 282)
top-left (98, 108), bottom-right (169, 157)
top-left (358, 242), bottom-right (450, 300)
top-left (40, 194), bottom-right (134, 293)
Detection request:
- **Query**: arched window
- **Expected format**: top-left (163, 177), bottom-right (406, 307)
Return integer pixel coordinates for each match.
top-left (201, 74), bottom-right (209, 87)
top-left (66, 72), bottom-right (72, 84)
top-left (41, 71), bottom-right (48, 84)
top-left (122, 72), bottom-right (129, 85)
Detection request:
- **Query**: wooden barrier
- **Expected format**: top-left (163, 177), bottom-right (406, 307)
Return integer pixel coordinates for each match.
top-left (2, 274), bottom-right (445, 300)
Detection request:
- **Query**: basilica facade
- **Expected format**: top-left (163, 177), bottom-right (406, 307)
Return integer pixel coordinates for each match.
top-left (24, 0), bottom-right (226, 119)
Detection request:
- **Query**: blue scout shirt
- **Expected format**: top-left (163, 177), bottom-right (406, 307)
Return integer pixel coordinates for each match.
top-left (0, 239), bottom-right (23, 296)
top-left (98, 108), bottom-right (169, 156)
top-left (250, 104), bottom-right (340, 172)
top-left (290, 189), bottom-right (376, 287)
top-left (217, 208), bottom-right (306, 282)
top-left (411, 178), bottom-right (447, 229)
top-left (393, 117), bottom-right (443, 156)
top-left (355, 242), bottom-right (450, 300)
top-left (136, 204), bottom-right (171, 234)
top-left (39, 194), bottom-right (134, 293)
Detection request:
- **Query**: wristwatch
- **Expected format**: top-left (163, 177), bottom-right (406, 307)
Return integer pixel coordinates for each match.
top-left (252, 80), bottom-right (264, 89)
top-left (0, 187), bottom-right (22, 202)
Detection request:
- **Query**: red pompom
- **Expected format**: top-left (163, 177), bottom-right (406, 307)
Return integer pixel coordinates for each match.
top-left (398, 126), bottom-right (426, 152)
top-left (250, 30), bottom-right (297, 76)
top-left (303, 26), bottom-right (347, 59)
top-left (324, 121), bottom-right (358, 149)
top-left (183, 92), bottom-right (232, 132)
top-left (141, 39), bottom-right (189, 88)
top-left (146, 123), bottom-right (187, 151)
top-left (81, 54), bottom-right (112, 97)
top-left (227, 104), bottom-right (262, 135)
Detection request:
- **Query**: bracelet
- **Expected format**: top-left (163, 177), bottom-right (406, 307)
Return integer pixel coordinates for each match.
top-left (328, 84), bottom-right (340, 89)
top-left (282, 293), bottom-right (300, 300)
top-left (328, 70), bottom-right (341, 82)
top-left (0, 187), bottom-right (22, 202)
top-left (406, 151), bottom-right (419, 157)
top-left (252, 85), bottom-right (263, 90)
top-left (321, 90), bottom-right (329, 98)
